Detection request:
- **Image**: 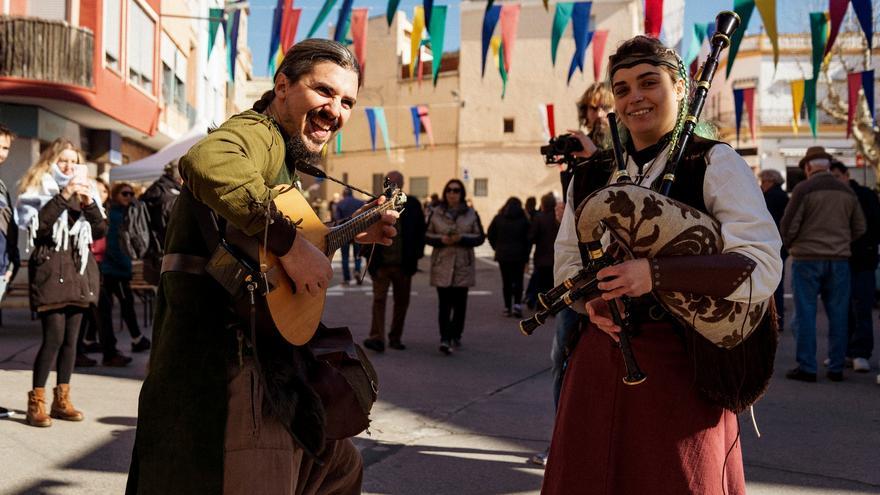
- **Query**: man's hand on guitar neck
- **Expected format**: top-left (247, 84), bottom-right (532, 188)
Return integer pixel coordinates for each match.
top-left (279, 235), bottom-right (333, 296)
top-left (354, 195), bottom-right (399, 246)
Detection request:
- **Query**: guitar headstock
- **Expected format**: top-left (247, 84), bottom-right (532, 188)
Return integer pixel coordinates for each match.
top-left (382, 179), bottom-right (408, 211)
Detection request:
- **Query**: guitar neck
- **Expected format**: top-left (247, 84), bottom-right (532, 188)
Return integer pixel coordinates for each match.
top-left (326, 201), bottom-right (397, 254)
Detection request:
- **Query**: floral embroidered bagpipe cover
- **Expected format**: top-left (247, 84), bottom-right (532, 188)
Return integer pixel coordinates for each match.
top-left (576, 183), bottom-right (778, 413)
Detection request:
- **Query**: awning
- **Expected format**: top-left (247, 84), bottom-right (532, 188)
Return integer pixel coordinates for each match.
top-left (109, 123), bottom-right (208, 182)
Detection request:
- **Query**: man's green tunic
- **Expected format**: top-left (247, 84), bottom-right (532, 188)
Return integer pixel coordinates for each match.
top-left (127, 110), bottom-right (294, 494)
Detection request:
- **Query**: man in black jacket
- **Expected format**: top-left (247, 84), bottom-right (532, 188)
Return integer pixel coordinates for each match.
top-left (139, 163), bottom-right (182, 285)
top-left (830, 161), bottom-right (880, 373)
top-left (362, 171), bottom-right (426, 352)
top-left (759, 169), bottom-right (789, 331)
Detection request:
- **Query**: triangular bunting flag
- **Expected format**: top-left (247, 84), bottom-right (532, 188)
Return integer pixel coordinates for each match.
top-left (592, 30), bottom-right (608, 80)
top-left (481, 4), bottom-right (502, 77)
top-left (790, 80), bottom-right (805, 134)
top-left (499, 4), bottom-right (521, 75)
top-left (430, 5), bottom-right (448, 86)
top-left (551, 3), bottom-right (574, 67)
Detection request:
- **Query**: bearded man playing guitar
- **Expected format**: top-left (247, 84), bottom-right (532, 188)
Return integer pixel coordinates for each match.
top-left (126, 40), bottom-right (398, 495)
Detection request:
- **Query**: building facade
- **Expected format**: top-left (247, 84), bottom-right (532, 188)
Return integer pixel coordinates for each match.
top-left (0, 0), bottom-right (252, 191)
top-left (323, 0), bottom-right (642, 220)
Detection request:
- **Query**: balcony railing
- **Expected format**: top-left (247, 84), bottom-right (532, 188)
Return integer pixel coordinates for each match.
top-left (0, 16), bottom-right (94, 88)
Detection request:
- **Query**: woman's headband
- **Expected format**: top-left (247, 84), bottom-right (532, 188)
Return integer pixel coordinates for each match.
top-left (609, 49), bottom-right (680, 79)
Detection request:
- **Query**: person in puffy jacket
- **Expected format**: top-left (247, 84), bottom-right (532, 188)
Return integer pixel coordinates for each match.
top-left (425, 179), bottom-right (485, 355)
top-left (487, 197), bottom-right (531, 318)
top-left (16, 139), bottom-right (106, 427)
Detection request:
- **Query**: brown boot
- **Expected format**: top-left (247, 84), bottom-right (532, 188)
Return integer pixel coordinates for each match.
top-left (26, 388), bottom-right (52, 427)
top-left (50, 384), bottom-right (84, 421)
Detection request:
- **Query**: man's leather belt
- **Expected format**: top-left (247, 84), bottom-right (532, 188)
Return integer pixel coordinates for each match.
top-left (161, 253), bottom-right (209, 276)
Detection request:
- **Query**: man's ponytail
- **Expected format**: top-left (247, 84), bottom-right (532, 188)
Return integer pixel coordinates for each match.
top-left (253, 89), bottom-right (276, 113)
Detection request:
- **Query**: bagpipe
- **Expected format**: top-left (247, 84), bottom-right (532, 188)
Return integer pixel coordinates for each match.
top-left (520, 11), bottom-right (777, 410)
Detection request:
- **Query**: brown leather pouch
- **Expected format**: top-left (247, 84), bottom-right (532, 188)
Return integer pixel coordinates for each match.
top-left (307, 325), bottom-right (378, 440)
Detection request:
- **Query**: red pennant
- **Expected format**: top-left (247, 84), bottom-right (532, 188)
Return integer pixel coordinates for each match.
top-left (848, 72), bottom-right (862, 138)
top-left (418, 105), bottom-right (434, 146)
top-left (279, 3), bottom-right (301, 53)
top-left (592, 30), bottom-right (609, 80)
top-left (743, 87), bottom-right (756, 142)
top-left (825, 0), bottom-right (849, 56)
top-left (500, 4), bottom-right (521, 73)
top-left (645, 0), bottom-right (664, 38)
top-left (546, 104), bottom-right (556, 138)
top-left (351, 8), bottom-right (368, 77)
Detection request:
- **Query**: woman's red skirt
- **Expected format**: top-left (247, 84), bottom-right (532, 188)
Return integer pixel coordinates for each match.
top-left (541, 322), bottom-right (746, 495)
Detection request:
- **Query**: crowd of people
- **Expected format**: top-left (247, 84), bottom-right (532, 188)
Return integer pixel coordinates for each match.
top-left (0, 125), bottom-right (181, 427)
top-left (1, 32), bottom-right (878, 494)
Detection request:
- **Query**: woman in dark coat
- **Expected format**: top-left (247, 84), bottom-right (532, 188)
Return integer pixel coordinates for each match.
top-left (16, 139), bottom-right (106, 427)
top-left (487, 197), bottom-right (531, 317)
top-left (100, 182), bottom-right (150, 353)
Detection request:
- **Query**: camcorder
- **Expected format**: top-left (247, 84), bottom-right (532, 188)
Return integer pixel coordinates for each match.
top-left (539, 134), bottom-right (584, 167)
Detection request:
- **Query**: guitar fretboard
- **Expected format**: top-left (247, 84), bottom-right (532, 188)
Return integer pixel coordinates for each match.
top-left (325, 200), bottom-right (398, 254)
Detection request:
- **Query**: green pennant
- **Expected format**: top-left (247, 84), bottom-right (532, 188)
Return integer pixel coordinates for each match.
top-left (551, 3), bottom-right (574, 67)
top-left (386, 0), bottom-right (401, 27)
top-left (307, 0), bottom-right (338, 38)
top-left (805, 78), bottom-right (818, 137)
top-left (809, 12), bottom-right (828, 80)
top-left (499, 40), bottom-right (508, 99)
top-left (430, 5), bottom-right (447, 86)
top-left (726, 0), bottom-right (755, 78)
top-left (208, 8), bottom-right (223, 59)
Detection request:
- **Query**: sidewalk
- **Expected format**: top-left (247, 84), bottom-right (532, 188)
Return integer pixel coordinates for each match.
top-left (1, 255), bottom-right (879, 494)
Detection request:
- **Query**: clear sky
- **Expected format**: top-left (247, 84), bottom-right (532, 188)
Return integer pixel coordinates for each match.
top-left (246, 0), bottom-right (824, 78)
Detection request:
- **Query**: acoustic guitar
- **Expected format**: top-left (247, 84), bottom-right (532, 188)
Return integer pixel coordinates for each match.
top-left (260, 184), bottom-right (407, 345)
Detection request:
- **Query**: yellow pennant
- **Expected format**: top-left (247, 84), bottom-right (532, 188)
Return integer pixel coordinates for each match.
top-left (409, 6), bottom-right (425, 78)
top-left (490, 35), bottom-right (502, 69)
top-left (755, 0), bottom-right (779, 70)
top-left (790, 80), bottom-right (805, 134)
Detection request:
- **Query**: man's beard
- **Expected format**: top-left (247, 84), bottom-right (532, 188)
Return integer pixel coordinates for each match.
top-left (286, 133), bottom-right (323, 169)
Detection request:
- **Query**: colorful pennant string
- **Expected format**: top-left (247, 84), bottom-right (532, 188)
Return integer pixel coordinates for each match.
top-left (350, 8), bottom-right (368, 77)
top-left (410, 6), bottom-right (425, 78)
top-left (848, 72), bottom-right (863, 138)
top-left (726, 0), bottom-right (755, 78)
top-left (567, 2), bottom-right (592, 84)
top-left (645, 0), bottom-right (663, 38)
top-left (825, 0), bottom-right (849, 56)
top-left (754, 0), bottom-right (779, 70)
top-left (851, 0), bottom-right (873, 50)
top-left (333, 0), bottom-right (354, 43)
top-left (386, 0), bottom-right (401, 27)
top-left (499, 4), bottom-right (522, 75)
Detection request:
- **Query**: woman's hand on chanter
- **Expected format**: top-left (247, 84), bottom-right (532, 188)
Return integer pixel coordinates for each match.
top-left (585, 298), bottom-right (621, 342)
top-left (595, 259), bottom-right (652, 300)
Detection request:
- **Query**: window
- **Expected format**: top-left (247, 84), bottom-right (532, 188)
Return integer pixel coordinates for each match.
top-left (30, 0), bottom-right (66, 20)
top-left (503, 118), bottom-right (515, 133)
top-left (128, 1), bottom-right (155, 92)
top-left (410, 177), bottom-right (429, 199)
top-left (161, 32), bottom-right (188, 112)
top-left (474, 178), bottom-right (488, 197)
top-left (103, 0), bottom-right (121, 70)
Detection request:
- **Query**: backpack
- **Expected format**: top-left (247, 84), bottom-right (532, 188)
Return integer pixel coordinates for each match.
top-left (119, 200), bottom-right (155, 260)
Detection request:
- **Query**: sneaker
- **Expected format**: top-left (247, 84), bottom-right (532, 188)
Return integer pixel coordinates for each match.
top-left (451, 338), bottom-right (462, 349)
top-left (131, 336), bottom-right (151, 353)
top-left (826, 370), bottom-right (844, 382)
top-left (102, 353), bottom-right (132, 367)
top-left (388, 341), bottom-right (406, 350)
top-left (74, 353), bottom-right (97, 368)
top-left (528, 448), bottom-right (549, 467)
top-left (785, 367), bottom-right (817, 382)
top-left (363, 338), bottom-right (385, 353)
top-left (852, 357), bottom-right (871, 372)
top-left (439, 340), bottom-right (452, 355)
top-left (823, 357), bottom-right (853, 368)
top-left (512, 304), bottom-right (523, 318)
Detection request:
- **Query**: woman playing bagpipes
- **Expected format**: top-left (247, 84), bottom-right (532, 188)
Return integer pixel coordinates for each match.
top-left (542, 35), bottom-right (782, 494)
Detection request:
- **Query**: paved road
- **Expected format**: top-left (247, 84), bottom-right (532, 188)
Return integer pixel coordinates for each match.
top-left (0, 253), bottom-right (878, 494)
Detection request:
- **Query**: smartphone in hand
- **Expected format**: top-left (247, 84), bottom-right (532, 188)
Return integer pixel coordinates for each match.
top-left (71, 164), bottom-right (89, 185)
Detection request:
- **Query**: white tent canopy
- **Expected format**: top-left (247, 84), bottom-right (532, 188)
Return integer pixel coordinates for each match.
top-left (109, 123), bottom-right (207, 183)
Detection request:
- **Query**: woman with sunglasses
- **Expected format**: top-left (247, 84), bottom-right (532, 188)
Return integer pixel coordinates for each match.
top-left (100, 182), bottom-right (150, 354)
top-left (425, 179), bottom-right (485, 354)
top-left (543, 36), bottom-right (781, 494)
top-left (16, 138), bottom-right (107, 427)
